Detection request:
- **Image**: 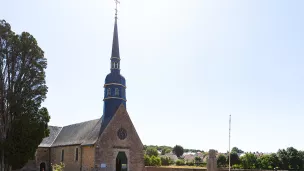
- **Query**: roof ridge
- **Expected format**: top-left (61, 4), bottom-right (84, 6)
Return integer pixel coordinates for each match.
top-left (62, 118), bottom-right (100, 127)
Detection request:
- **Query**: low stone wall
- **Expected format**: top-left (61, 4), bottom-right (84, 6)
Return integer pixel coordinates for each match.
top-left (146, 167), bottom-right (207, 171)
top-left (146, 167), bottom-right (288, 171)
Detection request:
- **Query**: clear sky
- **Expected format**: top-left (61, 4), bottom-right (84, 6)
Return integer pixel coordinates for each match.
top-left (1, 0), bottom-right (304, 153)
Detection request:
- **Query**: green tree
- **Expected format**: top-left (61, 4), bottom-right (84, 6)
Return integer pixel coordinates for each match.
top-left (231, 147), bottom-right (244, 154)
top-left (217, 154), bottom-right (227, 168)
top-left (0, 20), bottom-right (49, 170)
top-left (240, 153), bottom-right (258, 169)
top-left (173, 145), bottom-right (184, 158)
top-left (161, 148), bottom-right (171, 155)
top-left (286, 147), bottom-right (302, 169)
top-left (146, 147), bottom-right (159, 157)
top-left (277, 149), bottom-right (289, 169)
top-left (268, 153), bottom-right (280, 169)
top-left (257, 154), bottom-right (271, 169)
top-left (228, 152), bottom-right (240, 166)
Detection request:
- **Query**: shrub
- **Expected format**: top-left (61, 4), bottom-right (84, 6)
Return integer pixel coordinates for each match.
top-left (232, 164), bottom-right (242, 169)
top-left (150, 156), bottom-right (161, 166)
top-left (176, 159), bottom-right (185, 166)
top-left (186, 160), bottom-right (194, 166)
top-left (144, 155), bottom-right (151, 166)
top-left (160, 156), bottom-right (171, 166)
top-left (52, 162), bottom-right (65, 171)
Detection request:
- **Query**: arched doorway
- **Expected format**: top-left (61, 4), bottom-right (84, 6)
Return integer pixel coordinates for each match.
top-left (116, 152), bottom-right (127, 171)
top-left (40, 162), bottom-right (46, 171)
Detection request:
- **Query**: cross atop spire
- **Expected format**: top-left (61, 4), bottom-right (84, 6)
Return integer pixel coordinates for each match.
top-left (114, 0), bottom-right (120, 18)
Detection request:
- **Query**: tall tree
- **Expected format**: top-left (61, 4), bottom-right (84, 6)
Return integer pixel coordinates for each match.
top-left (231, 147), bottom-right (244, 154)
top-left (277, 149), bottom-right (289, 169)
top-left (173, 145), bottom-right (184, 158)
top-left (240, 153), bottom-right (258, 169)
top-left (0, 20), bottom-right (50, 170)
top-left (217, 154), bottom-right (227, 167)
top-left (228, 152), bottom-right (240, 166)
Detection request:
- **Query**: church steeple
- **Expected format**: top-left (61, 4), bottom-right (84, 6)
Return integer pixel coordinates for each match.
top-left (102, 2), bottom-right (126, 126)
top-left (110, 16), bottom-right (120, 73)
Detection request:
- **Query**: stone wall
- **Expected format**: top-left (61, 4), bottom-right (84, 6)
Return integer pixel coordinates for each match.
top-left (95, 105), bottom-right (145, 171)
top-left (50, 145), bottom-right (81, 171)
top-left (35, 147), bottom-right (50, 171)
top-left (146, 167), bottom-right (287, 171)
top-left (81, 145), bottom-right (95, 171)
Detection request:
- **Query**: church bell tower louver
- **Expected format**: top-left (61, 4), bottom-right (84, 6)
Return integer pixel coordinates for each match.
top-left (102, 3), bottom-right (126, 126)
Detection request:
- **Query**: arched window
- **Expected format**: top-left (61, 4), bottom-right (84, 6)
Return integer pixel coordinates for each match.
top-left (107, 88), bottom-right (111, 96)
top-left (115, 88), bottom-right (119, 96)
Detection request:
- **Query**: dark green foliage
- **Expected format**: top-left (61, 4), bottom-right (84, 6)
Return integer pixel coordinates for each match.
top-left (161, 148), bottom-right (171, 155)
top-left (195, 156), bottom-right (201, 163)
top-left (175, 159), bottom-right (185, 166)
top-left (186, 161), bottom-right (194, 166)
top-left (160, 156), bottom-right (172, 166)
top-left (217, 154), bottom-right (227, 167)
top-left (0, 20), bottom-right (49, 170)
top-left (146, 147), bottom-right (159, 157)
top-left (228, 152), bottom-right (240, 166)
top-left (231, 147), bottom-right (244, 154)
top-left (173, 145), bottom-right (184, 158)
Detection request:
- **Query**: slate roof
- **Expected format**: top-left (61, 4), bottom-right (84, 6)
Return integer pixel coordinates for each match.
top-left (39, 126), bottom-right (62, 147)
top-left (39, 118), bottom-right (102, 147)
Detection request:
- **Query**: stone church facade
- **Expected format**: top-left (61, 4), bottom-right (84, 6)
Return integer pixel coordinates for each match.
top-left (31, 12), bottom-right (145, 171)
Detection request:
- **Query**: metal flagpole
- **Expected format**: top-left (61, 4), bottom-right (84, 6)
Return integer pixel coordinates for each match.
top-left (229, 114), bottom-right (231, 171)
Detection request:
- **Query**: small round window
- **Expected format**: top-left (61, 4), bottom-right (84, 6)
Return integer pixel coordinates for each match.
top-left (117, 128), bottom-right (127, 140)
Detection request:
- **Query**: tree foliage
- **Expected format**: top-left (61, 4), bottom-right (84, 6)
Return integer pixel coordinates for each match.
top-left (217, 154), bottom-right (227, 168)
top-left (150, 156), bottom-right (161, 166)
top-left (0, 20), bottom-right (50, 170)
top-left (240, 153), bottom-right (258, 169)
top-left (173, 145), bottom-right (184, 158)
top-left (146, 147), bottom-right (159, 157)
top-left (228, 152), bottom-right (240, 166)
top-left (231, 147), bottom-right (244, 154)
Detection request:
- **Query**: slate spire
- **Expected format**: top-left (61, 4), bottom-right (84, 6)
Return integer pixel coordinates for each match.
top-left (111, 16), bottom-right (120, 59)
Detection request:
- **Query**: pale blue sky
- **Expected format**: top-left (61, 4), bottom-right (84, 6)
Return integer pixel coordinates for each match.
top-left (1, 0), bottom-right (304, 153)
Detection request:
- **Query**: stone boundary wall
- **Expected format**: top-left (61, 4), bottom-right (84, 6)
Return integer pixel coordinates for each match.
top-left (146, 167), bottom-right (289, 171)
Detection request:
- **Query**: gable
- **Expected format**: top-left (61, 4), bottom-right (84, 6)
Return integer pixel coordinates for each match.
top-left (97, 104), bottom-right (143, 148)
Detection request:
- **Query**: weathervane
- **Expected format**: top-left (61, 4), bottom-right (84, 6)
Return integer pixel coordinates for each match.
top-left (114, 0), bottom-right (120, 17)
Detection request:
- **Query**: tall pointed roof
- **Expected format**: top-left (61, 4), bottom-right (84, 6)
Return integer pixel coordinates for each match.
top-left (111, 17), bottom-right (120, 58)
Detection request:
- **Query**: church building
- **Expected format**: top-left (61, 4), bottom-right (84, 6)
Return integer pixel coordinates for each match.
top-left (31, 10), bottom-right (145, 171)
